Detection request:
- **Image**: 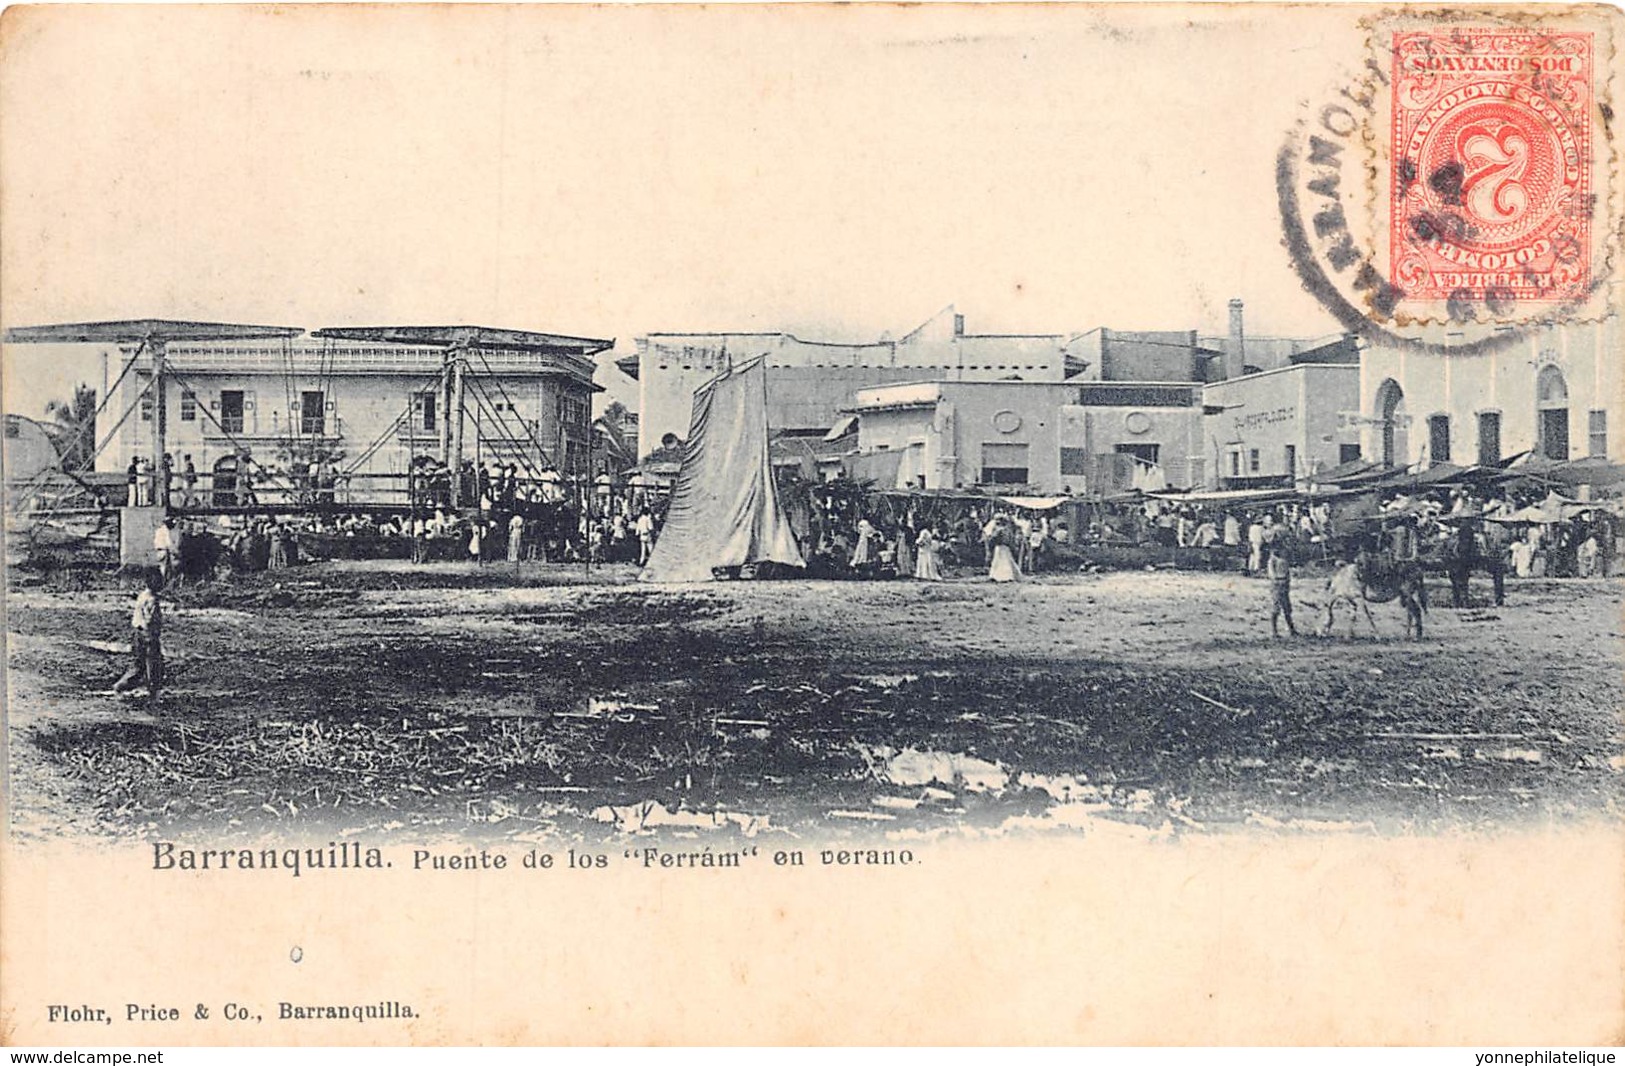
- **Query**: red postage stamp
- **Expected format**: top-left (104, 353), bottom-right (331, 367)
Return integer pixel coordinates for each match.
top-left (1390, 29), bottom-right (1593, 307)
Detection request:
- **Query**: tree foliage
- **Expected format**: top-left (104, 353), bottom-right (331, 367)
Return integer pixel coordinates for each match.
top-left (44, 383), bottom-right (97, 472)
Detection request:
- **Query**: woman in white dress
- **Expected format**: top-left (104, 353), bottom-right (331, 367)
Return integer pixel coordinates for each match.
top-left (850, 517), bottom-right (877, 569)
top-left (893, 525), bottom-right (915, 578)
top-left (914, 527), bottom-right (944, 581)
top-left (988, 517), bottom-right (1022, 583)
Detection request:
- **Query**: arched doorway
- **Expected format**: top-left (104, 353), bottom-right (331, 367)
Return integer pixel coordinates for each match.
top-left (1536, 365), bottom-right (1570, 460)
top-left (1374, 378), bottom-right (1408, 467)
top-left (211, 455), bottom-right (239, 507)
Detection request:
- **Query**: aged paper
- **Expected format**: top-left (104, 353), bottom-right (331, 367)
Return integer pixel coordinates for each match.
top-left (2, 3), bottom-right (1622, 1046)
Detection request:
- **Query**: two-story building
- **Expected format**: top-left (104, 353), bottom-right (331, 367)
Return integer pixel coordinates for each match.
top-left (1200, 336), bottom-right (1363, 489)
top-left (102, 324), bottom-right (610, 499)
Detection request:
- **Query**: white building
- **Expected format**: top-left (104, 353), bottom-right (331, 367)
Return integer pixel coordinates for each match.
top-left (619, 307), bottom-right (1089, 456)
top-left (851, 379), bottom-right (1205, 494)
top-left (1359, 319), bottom-right (1624, 468)
top-left (96, 324), bottom-right (610, 502)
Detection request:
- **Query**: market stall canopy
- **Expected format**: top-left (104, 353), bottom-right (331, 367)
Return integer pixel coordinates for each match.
top-left (1488, 490), bottom-right (1589, 524)
top-left (1310, 458), bottom-right (1389, 486)
top-left (1146, 487), bottom-right (1312, 506)
top-left (997, 496), bottom-right (1071, 511)
top-left (1530, 456), bottom-right (1625, 488)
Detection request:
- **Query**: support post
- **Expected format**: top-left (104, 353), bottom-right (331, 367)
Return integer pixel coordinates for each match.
top-left (439, 353), bottom-right (454, 467)
top-left (584, 427), bottom-right (592, 577)
top-left (151, 340), bottom-right (168, 509)
top-left (449, 349), bottom-right (467, 507)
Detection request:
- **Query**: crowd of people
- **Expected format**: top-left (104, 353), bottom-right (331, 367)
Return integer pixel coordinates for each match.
top-left (787, 477), bottom-right (1624, 588)
top-left (104, 471), bottom-right (1622, 703)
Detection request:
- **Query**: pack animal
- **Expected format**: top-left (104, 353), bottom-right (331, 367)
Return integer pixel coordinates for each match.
top-left (1321, 550), bottom-right (1428, 640)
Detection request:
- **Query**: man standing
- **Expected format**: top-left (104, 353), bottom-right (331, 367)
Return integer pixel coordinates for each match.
top-left (112, 568), bottom-right (164, 703)
top-left (635, 508), bottom-right (655, 565)
top-left (1246, 514), bottom-right (1265, 573)
top-left (153, 517), bottom-right (179, 583)
top-left (1265, 544), bottom-right (1297, 638)
top-left (181, 455), bottom-right (198, 508)
top-left (136, 457), bottom-right (154, 506)
top-left (411, 513), bottom-right (427, 564)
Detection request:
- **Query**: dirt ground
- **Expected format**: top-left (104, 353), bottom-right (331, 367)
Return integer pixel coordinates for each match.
top-left (6, 558), bottom-right (1623, 844)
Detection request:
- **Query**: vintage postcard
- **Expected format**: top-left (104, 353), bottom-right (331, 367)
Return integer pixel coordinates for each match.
top-left (1, 3), bottom-right (1622, 1047)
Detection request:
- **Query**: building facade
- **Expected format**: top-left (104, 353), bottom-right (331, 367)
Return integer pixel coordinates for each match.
top-left (1358, 319), bottom-right (1624, 468)
top-left (1202, 363), bottom-right (1363, 488)
top-left (620, 307), bottom-right (1089, 455)
top-left (623, 298), bottom-right (1350, 460)
top-left (104, 327), bottom-right (610, 501)
top-left (851, 379), bottom-right (1204, 494)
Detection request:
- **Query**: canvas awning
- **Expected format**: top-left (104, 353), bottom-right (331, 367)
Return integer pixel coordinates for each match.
top-left (641, 357), bottom-right (805, 582)
top-left (997, 496), bottom-right (1071, 511)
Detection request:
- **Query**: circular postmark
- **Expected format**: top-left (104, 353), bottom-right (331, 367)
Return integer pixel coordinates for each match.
top-left (1277, 12), bottom-right (1615, 357)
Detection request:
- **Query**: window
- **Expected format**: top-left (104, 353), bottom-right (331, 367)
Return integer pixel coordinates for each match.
top-left (220, 390), bottom-right (244, 434)
top-left (300, 391), bottom-right (325, 435)
top-left (140, 394), bottom-right (153, 422)
top-left (1536, 365), bottom-right (1570, 460)
top-left (1248, 448), bottom-right (1260, 474)
top-left (1340, 443), bottom-right (1363, 465)
top-left (1590, 409), bottom-right (1608, 458)
top-left (180, 390), bottom-right (197, 422)
top-left (1059, 447), bottom-right (1089, 476)
top-left (414, 391), bottom-right (437, 433)
top-left (1427, 414), bottom-right (1451, 463)
top-left (1477, 412), bottom-right (1502, 466)
top-left (1230, 451), bottom-right (1241, 477)
top-left (558, 395), bottom-right (589, 428)
top-left (1283, 444), bottom-right (1297, 477)
top-left (980, 442), bottom-right (1029, 484)
top-left (1114, 443), bottom-right (1160, 465)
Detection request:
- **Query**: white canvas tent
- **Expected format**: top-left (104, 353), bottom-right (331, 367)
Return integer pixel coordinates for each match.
top-left (640, 356), bottom-right (806, 582)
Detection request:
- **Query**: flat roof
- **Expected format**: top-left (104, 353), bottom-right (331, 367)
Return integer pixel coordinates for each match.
top-left (1203, 362), bottom-right (1359, 387)
top-left (3, 319), bottom-right (302, 344)
top-left (311, 325), bottom-right (612, 355)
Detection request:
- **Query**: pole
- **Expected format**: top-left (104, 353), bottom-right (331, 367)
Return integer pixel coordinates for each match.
top-left (151, 339), bottom-right (167, 509)
top-left (449, 349), bottom-right (467, 508)
top-left (584, 424), bottom-right (592, 578)
top-left (439, 352), bottom-right (454, 468)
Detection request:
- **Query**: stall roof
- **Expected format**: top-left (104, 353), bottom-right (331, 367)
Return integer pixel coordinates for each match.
top-left (997, 496), bottom-right (1072, 511)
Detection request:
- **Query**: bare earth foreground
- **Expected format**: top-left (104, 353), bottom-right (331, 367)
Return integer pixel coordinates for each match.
top-left (6, 561), bottom-right (1623, 844)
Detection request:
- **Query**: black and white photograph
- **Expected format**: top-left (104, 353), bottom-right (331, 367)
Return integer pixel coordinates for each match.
top-left (2, 2), bottom-right (1621, 1048)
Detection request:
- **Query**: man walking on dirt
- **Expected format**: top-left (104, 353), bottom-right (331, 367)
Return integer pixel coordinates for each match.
top-left (1265, 543), bottom-right (1297, 637)
top-left (112, 568), bottom-right (164, 703)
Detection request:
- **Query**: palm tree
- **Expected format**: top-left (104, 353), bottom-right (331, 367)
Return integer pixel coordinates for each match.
top-left (43, 383), bottom-right (97, 472)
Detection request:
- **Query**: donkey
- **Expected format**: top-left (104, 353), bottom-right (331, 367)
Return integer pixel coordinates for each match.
top-left (1321, 550), bottom-right (1428, 640)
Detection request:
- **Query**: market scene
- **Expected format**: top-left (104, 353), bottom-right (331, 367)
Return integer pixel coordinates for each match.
top-left (4, 305), bottom-right (1623, 843)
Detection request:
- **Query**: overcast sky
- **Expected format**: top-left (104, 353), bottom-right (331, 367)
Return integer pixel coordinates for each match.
top-left (1, 4), bottom-right (1362, 423)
